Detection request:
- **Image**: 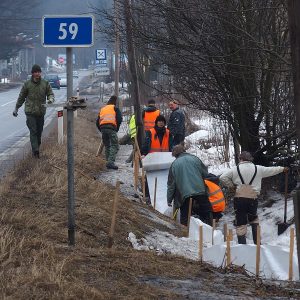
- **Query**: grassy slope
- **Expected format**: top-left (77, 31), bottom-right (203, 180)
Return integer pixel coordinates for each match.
top-left (0, 106), bottom-right (299, 299)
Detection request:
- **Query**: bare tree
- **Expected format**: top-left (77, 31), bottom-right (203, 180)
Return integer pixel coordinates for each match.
top-left (95, 0), bottom-right (296, 165)
top-left (0, 1), bottom-right (41, 60)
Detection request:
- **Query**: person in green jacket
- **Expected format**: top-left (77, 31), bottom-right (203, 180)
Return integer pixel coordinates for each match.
top-left (167, 144), bottom-right (212, 226)
top-left (13, 64), bottom-right (55, 158)
top-left (125, 114), bottom-right (137, 163)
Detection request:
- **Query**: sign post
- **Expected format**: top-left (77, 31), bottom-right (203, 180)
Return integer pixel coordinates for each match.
top-left (42, 15), bottom-right (94, 246)
top-left (57, 108), bottom-right (64, 144)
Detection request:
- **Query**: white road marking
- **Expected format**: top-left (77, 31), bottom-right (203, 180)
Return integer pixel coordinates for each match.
top-left (0, 109), bottom-right (56, 159)
top-left (1, 100), bottom-right (15, 107)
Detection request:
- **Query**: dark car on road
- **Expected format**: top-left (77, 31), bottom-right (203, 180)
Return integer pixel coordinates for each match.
top-left (44, 74), bottom-right (60, 89)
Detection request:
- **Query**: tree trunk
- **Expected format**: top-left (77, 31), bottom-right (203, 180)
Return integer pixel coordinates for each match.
top-left (124, 0), bottom-right (144, 148)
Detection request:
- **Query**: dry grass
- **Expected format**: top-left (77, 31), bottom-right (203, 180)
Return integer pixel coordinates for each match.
top-left (0, 106), bottom-right (299, 299)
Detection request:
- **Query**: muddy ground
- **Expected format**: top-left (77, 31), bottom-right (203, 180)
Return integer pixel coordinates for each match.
top-left (0, 94), bottom-right (300, 299)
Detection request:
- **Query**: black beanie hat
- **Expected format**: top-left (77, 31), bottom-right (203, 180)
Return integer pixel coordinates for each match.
top-left (148, 99), bottom-right (155, 105)
top-left (31, 64), bottom-right (42, 73)
top-left (155, 115), bottom-right (166, 125)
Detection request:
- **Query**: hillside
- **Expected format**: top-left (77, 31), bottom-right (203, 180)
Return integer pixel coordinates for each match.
top-left (0, 98), bottom-right (299, 299)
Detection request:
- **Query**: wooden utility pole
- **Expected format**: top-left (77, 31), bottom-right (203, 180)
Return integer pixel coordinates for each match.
top-left (114, 0), bottom-right (120, 99)
top-left (124, 0), bottom-right (144, 148)
top-left (287, 0), bottom-right (300, 279)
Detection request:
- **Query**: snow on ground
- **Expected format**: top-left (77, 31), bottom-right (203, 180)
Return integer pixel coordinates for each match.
top-left (128, 230), bottom-right (199, 258)
top-left (96, 114), bottom-right (298, 281)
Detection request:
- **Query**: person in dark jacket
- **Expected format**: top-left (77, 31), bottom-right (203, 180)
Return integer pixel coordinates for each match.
top-left (167, 144), bottom-right (212, 226)
top-left (167, 100), bottom-right (185, 146)
top-left (141, 115), bottom-right (173, 156)
top-left (13, 64), bottom-right (55, 158)
top-left (96, 95), bottom-right (123, 170)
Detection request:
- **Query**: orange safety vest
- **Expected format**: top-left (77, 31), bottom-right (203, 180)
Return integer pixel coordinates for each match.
top-left (149, 128), bottom-right (170, 153)
top-left (99, 105), bottom-right (117, 126)
top-left (204, 179), bottom-right (225, 213)
top-left (143, 110), bottom-right (160, 131)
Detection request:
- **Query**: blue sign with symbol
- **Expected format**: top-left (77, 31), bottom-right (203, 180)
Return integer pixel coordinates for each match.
top-left (96, 49), bottom-right (107, 60)
top-left (42, 15), bottom-right (94, 47)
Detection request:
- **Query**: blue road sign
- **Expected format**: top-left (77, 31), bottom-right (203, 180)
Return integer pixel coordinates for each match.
top-left (42, 15), bottom-right (94, 47)
top-left (96, 49), bottom-right (107, 60)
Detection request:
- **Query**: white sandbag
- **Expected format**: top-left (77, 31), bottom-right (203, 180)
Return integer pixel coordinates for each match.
top-left (203, 244), bottom-right (299, 281)
top-left (142, 152), bottom-right (175, 171)
top-left (147, 169), bottom-right (170, 216)
top-left (189, 217), bottom-right (224, 245)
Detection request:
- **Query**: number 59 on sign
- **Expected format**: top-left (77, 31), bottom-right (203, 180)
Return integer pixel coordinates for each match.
top-left (42, 15), bottom-right (94, 47)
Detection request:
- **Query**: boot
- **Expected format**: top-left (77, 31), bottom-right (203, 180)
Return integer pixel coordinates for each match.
top-left (125, 151), bottom-right (133, 163)
top-left (251, 224), bottom-right (258, 245)
top-left (237, 235), bottom-right (246, 244)
top-left (106, 162), bottom-right (118, 170)
top-left (33, 150), bottom-right (40, 158)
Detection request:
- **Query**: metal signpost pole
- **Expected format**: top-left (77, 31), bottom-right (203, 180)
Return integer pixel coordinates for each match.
top-left (42, 15), bottom-right (94, 246)
top-left (66, 47), bottom-right (75, 245)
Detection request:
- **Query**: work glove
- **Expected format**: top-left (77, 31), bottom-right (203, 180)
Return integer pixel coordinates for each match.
top-left (47, 98), bottom-right (54, 104)
top-left (167, 201), bottom-right (172, 207)
top-left (12, 108), bottom-right (18, 117)
top-left (283, 167), bottom-right (289, 173)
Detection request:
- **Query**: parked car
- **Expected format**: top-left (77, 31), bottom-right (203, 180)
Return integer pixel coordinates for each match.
top-left (44, 74), bottom-right (60, 89)
top-left (59, 74), bottom-right (67, 87)
top-left (73, 70), bottom-right (79, 78)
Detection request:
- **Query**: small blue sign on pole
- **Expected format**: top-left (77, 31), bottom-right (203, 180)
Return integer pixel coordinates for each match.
top-left (96, 49), bottom-right (107, 60)
top-left (42, 15), bottom-right (94, 47)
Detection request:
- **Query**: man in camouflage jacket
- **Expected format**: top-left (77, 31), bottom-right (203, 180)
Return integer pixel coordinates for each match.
top-left (13, 64), bottom-right (54, 158)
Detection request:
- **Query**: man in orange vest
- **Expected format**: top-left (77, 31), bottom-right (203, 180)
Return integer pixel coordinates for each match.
top-left (204, 178), bottom-right (226, 221)
top-left (143, 99), bottom-right (160, 131)
top-left (96, 95), bottom-right (123, 170)
top-left (141, 115), bottom-right (173, 156)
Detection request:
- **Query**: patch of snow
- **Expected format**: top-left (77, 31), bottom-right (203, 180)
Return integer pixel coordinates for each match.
top-left (98, 114), bottom-right (299, 281)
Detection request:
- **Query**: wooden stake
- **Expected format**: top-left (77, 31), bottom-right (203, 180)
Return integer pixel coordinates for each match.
top-left (256, 225), bottom-right (261, 277)
top-left (133, 150), bottom-right (139, 191)
top-left (108, 181), bottom-right (120, 248)
top-left (153, 177), bottom-right (157, 209)
top-left (199, 225), bottom-right (203, 262)
top-left (134, 136), bottom-right (142, 159)
top-left (226, 229), bottom-right (232, 266)
top-left (212, 219), bottom-right (216, 245)
top-left (224, 223), bottom-right (228, 242)
top-left (187, 198), bottom-right (193, 237)
top-left (142, 167), bottom-right (146, 202)
top-left (96, 141), bottom-right (104, 157)
top-left (289, 227), bottom-right (295, 280)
